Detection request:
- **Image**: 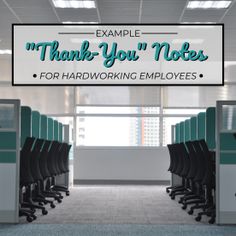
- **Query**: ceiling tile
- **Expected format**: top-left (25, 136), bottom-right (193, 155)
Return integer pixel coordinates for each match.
top-left (181, 9), bottom-right (226, 22)
top-left (142, 0), bottom-right (187, 23)
top-left (97, 0), bottom-right (140, 23)
top-left (56, 9), bottom-right (99, 22)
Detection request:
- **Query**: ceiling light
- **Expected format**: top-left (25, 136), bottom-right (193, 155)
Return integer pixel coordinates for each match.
top-left (187, 1), bottom-right (231, 9)
top-left (0, 49), bottom-right (12, 55)
top-left (63, 21), bottom-right (98, 24)
top-left (52, 0), bottom-right (96, 8)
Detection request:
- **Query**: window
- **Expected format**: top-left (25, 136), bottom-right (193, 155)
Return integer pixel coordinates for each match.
top-left (76, 106), bottom-right (160, 146)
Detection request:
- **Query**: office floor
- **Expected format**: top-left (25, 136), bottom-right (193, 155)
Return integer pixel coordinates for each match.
top-left (27, 185), bottom-right (205, 224)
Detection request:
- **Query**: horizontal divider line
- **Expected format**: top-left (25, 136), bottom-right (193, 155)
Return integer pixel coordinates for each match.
top-left (142, 32), bottom-right (178, 35)
top-left (58, 32), bottom-right (94, 35)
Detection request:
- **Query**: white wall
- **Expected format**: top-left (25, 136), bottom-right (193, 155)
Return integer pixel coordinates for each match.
top-left (74, 147), bottom-right (170, 181)
top-left (0, 58), bottom-right (11, 81)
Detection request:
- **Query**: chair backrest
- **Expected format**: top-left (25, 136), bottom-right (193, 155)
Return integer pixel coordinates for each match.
top-left (20, 137), bottom-right (36, 184)
top-left (30, 138), bottom-right (45, 181)
top-left (185, 141), bottom-right (198, 179)
top-left (192, 140), bottom-right (206, 181)
top-left (38, 140), bottom-right (52, 179)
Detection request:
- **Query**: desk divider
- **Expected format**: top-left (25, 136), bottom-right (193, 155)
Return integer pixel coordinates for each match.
top-left (21, 106), bottom-right (32, 148)
top-left (32, 111), bottom-right (40, 138)
top-left (175, 123), bottom-right (180, 144)
top-left (40, 115), bottom-right (48, 140)
top-left (184, 119), bottom-right (191, 142)
top-left (197, 112), bottom-right (206, 140)
top-left (180, 122), bottom-right (185, 143)
top-left (190, 117), bottom-right (197, 141)
top-left (47, 118), bottom-right (54, 141)
top-left (54, 120), bottom-right (59, 141)
top-left (59, 122), bottom-right (63, 142)
top-left (206, 107), bottom-right (216, 150)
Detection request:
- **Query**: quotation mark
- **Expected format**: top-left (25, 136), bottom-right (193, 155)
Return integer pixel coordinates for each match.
top-left (137, 42), bottom-right (147, 51)
top-left (26, 42), bottom-right (36, 51)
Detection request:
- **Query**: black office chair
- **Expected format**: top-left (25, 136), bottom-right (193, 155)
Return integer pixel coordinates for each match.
top-left (20, 137), bottom-right (48, 219)
top-left (169, 143), bottom-right (191, 200)
top-left (19, 137), bottom-right (37, 222)
top-left (195, 139), bottom-right (215, 224)
top-left (52, 143), bottom-right (71, 196)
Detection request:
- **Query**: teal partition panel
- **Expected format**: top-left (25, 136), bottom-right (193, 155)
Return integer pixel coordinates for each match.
top-left (59, 123), bottom-right (63, 142)
top-left (206, 107), bottom-right (216, 150)
top-left (21, 106), bottom-right (32, 147)
top-left (190, 117), bottom-right (197, 141)
top-left (40, 115), bottom-right (48, 140)
top-left (175, 123), bottom-right (180, 143)
top-left (54, 120), bottom-right (59, 141)
top-left (32, 111), bottom-right (40, 138)
top-left (48, 118), bottom-right (54, 141)
top-left (232, 107), bottom-right (236, 130)
top-left (197, 112), bottom-right (206, 140)
top-left (180, 122), bottom-right (185, 142)
top-left (184, 119), bottom-right (190, 142)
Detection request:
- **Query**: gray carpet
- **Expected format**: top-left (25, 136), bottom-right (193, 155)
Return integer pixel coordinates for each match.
top-left (26, 185), bottom-right (205, 224)
top-left (1, 224), bottom-right (236, 236)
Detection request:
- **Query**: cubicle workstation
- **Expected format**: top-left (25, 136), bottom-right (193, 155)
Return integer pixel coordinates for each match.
top-left (0, 99), bottom-right (20, 223)
top-left (168, 107), bottom-right (217, 224)
top-left (168, 103), bottom-right (236, 225)
top-left (0, 100), bottom-right (71, 223)
top-left (216, 101), bottom-right (236, 224)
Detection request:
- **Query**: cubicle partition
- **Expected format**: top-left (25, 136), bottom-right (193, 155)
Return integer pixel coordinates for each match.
top-left (0, 100), bottom-right (68, 223)
top-left (216, 101), bottom-right (236, 224)
top-left (171, 104), bottom-right (236, 225)
top-left (40, 115), bottom-right (48, 140)
top-left (0, 100), bottom-right (20, 223)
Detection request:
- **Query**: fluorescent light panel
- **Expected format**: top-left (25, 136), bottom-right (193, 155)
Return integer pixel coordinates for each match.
top-left (187, 1), bottom-right (231, 9)
top-left (0, 49), bottom-right (11, 55)
top-left (53, 0), bottom-right (96, 8)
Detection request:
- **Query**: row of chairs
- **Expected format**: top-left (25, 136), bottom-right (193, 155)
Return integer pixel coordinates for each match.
top-left (19, 137), bottom-right (71, 222)
top-left (166, 139), bottom-right (215, 224)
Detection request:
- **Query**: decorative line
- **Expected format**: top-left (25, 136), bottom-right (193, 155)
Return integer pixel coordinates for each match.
top-left (58, 32), bottom-right (94, 35)
top-left (142, 32), bottom-right (178, 35)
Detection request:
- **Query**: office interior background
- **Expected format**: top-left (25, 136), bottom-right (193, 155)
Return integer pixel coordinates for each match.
top-left (1, 0), bottom-right (236, 235)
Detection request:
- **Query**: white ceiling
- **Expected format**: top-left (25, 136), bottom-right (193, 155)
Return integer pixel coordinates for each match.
top-left (0, 0), bottom-right (236, 60)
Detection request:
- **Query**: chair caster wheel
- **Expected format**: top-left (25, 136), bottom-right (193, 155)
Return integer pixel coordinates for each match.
top-left (208, 218), bottom-right (215, 224)
top-left (31, 214), bottom-right (37, 220)
top-left (195, 216), bottom-right (201, 222)
top-left (27, 216), bottom-right (33, 222)
top-left (59, 195), bottom-right (64, 199)
top-left (30, 208), bottom-right (36, 213)
top-left (39, 202), bottom-right (44, 206)
top-left (42, 209), bottom-right (48, 215)
top-left (188, 209), bottom-right (194, 215)
top-left (171, 195), bottom-right (175, 200)
top-left (50, 203), bottom-right (56, 208)
top-left (166, 189), bottom-right (170, 193)
top-left (57, 199), bottom-right (62, 203)
top-left (182, 205), bottom-right (187, 210)
top-left (66, 191), bottom-right (70, 196)
top-left (178, 199), bottom-right (183, 204)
